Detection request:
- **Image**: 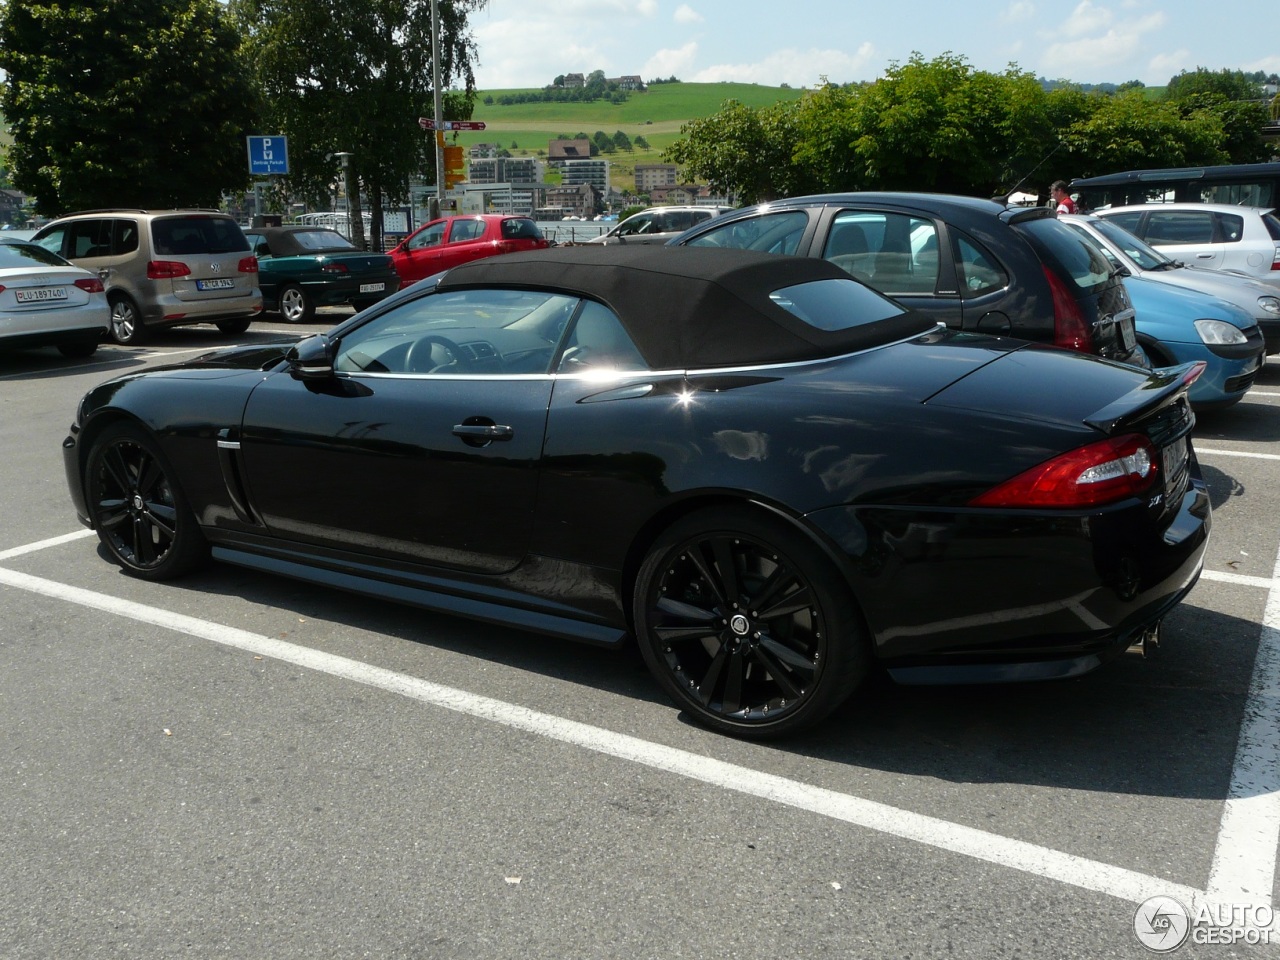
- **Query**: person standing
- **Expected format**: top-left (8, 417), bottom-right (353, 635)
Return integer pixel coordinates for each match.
top-left (1050, 181), bottom-right (1077, 215)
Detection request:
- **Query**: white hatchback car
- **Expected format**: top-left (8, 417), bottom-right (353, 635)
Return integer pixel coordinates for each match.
top-left (1096, 203), bottom-right (1280, 291)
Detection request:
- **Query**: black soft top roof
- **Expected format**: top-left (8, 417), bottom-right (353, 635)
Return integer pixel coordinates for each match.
top-left (435, 245), bottom-right (934, 369)
top-left (251, 225), bottom-right (359, 256)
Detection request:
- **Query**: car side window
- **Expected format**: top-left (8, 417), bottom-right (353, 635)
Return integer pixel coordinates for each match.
top-left (408, 223), bottom-right (446, 250)
top-left (684, 211), bottom-right (808, 254)
top-left (1213, 212), bottom-right (1245, 243)
top-left (32, 225), bottom-right (67, 257)
top-left (954, 233), bottom-right (1009, 296)
top-left (113, 219), bottom-right (139, 256)
top-left (617, 215), bottom-right (654, 237)
top-left (824, 212), bottom-right (939, 294)
top-left (334, 288), bottom-right (580, 376)
top-left (448, 219), bottom-right (486, 244)
top-left (1144, 211), bottom-right (1215, 245)
top-left (557, 301), bottom-right (647, 373)
top-left (68, 219), bottom-right (112, 259)
top-left (1104, 212), bottom-right (1143, 234)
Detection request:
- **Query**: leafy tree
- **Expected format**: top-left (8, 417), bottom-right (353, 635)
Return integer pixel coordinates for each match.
top-left (0, 0), bottom-right (261, 214)
top-left (634, 135), bottom-right (650, 150)
top-left (1166, 68), bottom-right (1264, 103)
top-left (231, 0), bottom-right (483, 248)
top-left (665, 98), bottom-right (810, 203)
top-left (1064, 91), bottom-right (1226, 175)
top-left (612, 130), bottom-right (632, 152)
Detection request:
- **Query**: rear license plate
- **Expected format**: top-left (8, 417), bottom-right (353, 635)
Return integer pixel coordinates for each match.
top-left (1115, 309), bottom-right (1137, 352)
top-left (15, 287), bottom-right (68, 303)
top-left (359, 282), bottom-right (385, 293)
top-left (196, 279), bottom-right (235, 291)
top-left (1162, 435), bottom-right (1188, 487)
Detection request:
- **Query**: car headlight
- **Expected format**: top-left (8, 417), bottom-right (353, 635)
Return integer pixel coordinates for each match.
top-left (1258, 296), bottom-right (1280, 317)
top-left (1194, 319), bottom-right (1248, 345)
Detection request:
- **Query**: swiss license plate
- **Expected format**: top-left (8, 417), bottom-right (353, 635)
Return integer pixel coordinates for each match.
top-left (196, 278), bottom-right (235, 291)
top-left (1116, 309), bottom-right (1137, 352)
top-left (1161, 435), bottom-right (1188, 485)
top-left (359, 282), bottom-right (385, 293)
top-left (15, 287), bottom-right (68, 303)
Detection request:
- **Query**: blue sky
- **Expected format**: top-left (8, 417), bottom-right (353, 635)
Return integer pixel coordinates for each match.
top-left (468, 0), bottom-right (1279, 90)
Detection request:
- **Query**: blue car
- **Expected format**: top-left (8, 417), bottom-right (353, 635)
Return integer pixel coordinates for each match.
top-left (1124, 275), bottom-right (1264, 409)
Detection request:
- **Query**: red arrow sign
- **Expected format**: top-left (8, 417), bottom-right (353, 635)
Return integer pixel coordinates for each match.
top-left (418, 118), bottom-right (486, 131)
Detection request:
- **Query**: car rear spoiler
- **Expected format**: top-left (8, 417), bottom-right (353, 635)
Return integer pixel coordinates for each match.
top-left (1083, 361), bottom-right (1205, 434)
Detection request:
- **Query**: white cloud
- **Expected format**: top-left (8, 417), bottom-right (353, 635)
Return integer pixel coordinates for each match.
top-left (642, 42), bottom-right (701, 81)
top-left (1147, 48), bottom-right (1193, 80)
top-left (689, 44), bottom-right (878, 87)
top-left (1062, 0), bottom-right (1115, 39)
top-left (1002, 1), bottom-right (1035, 23)
top-left (1039, 9), bottom-right (1165, 78)
top-left (674, 4), bottom-right (704, 23)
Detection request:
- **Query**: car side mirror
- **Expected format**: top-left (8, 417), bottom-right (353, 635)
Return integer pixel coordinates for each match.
top-left (287, 334), bottom-right (336, 380)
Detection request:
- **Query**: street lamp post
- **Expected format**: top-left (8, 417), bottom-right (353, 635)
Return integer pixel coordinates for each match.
top-left (430, 0), bottom-right (444, 220)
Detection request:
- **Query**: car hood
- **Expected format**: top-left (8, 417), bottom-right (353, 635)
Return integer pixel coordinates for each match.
top-left (1148, 264), bottom-right (1280, 313)
top-left (140, 339), bottom-right (301, 379)
top-left (1125, 275), bottom-right (1254, 329)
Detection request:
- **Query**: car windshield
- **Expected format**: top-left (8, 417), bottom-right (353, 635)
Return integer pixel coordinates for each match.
top-left (0, 240), bottom-right (73, 268)
top-left (768, 278), bottom-right (909, 332)
top-left (1087, 218), bottom-right (1172, 270)
top-left (152, 216), bottom-right (250, 255)
top-left (290, 229), bottom-right (359, 252)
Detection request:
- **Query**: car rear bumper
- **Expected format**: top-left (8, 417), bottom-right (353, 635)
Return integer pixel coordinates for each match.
top-left (805, 468), bottom-right (1211, 678)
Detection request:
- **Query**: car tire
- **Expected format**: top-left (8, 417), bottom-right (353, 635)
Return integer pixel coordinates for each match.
top-left (633, 506), bottom-right (869, 738)
top-left (85, 422), bottom-right (208, 581)
top-left (278, 284), bottom-right (314, 324)
top-left (109, 295), bottom-right (146, 345)
top-left (216, 317), bottom-right (252, 336)
top-left (58, 341), bottom-right (99, 358)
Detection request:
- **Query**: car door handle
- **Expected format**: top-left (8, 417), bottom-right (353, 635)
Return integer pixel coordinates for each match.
top-left (452, 423), bottom-right (513, 440)
top-left (1195, 253), bottom-right (1214, 259)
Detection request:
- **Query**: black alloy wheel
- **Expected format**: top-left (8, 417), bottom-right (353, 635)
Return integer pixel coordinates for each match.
top-left (85, 423), bottom-right (208, 580)
top-left (634, 507), bottom-right (868, 737)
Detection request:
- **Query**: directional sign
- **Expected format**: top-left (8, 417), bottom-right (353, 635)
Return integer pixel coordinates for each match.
top-left (246, 136), bottom-right (289, 176)
top-left (418, 118), bottom-right (486, 131)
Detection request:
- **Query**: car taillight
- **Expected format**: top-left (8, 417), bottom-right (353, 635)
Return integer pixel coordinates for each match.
top-left (147, 260), bottom-right (191, 280)
top-left (74, 278), bottom-right (105, 293)
top-left (1271, 245), bottom-right (1280, 271)
top-left (239, 256), bottom-right (258, 274)
top-left (1042, 264), bottom-right (1093, 353)
top-left (321, 262), bottom-right (349, 274)
top-left (969, 433), bottom-right (1159, 508)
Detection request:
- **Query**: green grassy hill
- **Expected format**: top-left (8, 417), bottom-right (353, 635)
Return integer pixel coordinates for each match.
top-left (452, 81), bottom-right (806, 192)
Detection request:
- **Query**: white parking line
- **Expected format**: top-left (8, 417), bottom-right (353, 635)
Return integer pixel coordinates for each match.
top-left (1196, 447), bottom-right (1280, 461)
top-left (1, 534), bottom-right (1277, 919)
top-left (0, 528), bottom-right (95, 562)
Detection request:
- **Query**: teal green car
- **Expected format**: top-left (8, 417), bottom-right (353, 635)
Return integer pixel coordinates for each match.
top-left (244, 226), bottom-right (400, 323)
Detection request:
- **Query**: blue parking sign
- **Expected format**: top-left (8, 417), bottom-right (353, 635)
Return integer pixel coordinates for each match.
top-left (247, 136), bottom-right (289, 175)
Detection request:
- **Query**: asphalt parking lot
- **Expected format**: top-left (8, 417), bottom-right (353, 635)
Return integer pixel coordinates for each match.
top-left (2, 313), bottom-right (1278, 958)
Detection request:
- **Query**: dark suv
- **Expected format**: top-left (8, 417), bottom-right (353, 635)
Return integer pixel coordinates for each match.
top-left (670, 193), bottom-right (1143, 363)
top-left (33, 209), bottom-right (263, 345)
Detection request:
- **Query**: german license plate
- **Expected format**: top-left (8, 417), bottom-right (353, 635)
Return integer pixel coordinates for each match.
top-left (196, 278), bottom-right (235, 291)
top-left (359, 282), bottom-right (385, 293)
top-left (15, 287), bottom-right (68, 303)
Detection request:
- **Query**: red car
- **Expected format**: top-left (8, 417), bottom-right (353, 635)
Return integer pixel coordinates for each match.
top-left (388, 214), bottom-right (549, 288)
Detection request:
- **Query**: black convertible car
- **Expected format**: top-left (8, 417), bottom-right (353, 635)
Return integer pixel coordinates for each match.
top-left (63, 246), bottom-right (1210, 737)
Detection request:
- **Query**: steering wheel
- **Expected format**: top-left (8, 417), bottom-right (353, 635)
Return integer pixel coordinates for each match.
top-left (405, 334), bottom-right (472, 374)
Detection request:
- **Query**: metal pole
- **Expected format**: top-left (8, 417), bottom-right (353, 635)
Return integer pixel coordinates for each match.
top-left (430, 0), bottom-right (444, 220)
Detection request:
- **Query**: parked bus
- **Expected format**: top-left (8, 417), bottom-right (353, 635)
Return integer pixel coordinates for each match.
top-left (1072, 162), bottom-right (1280, 211)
